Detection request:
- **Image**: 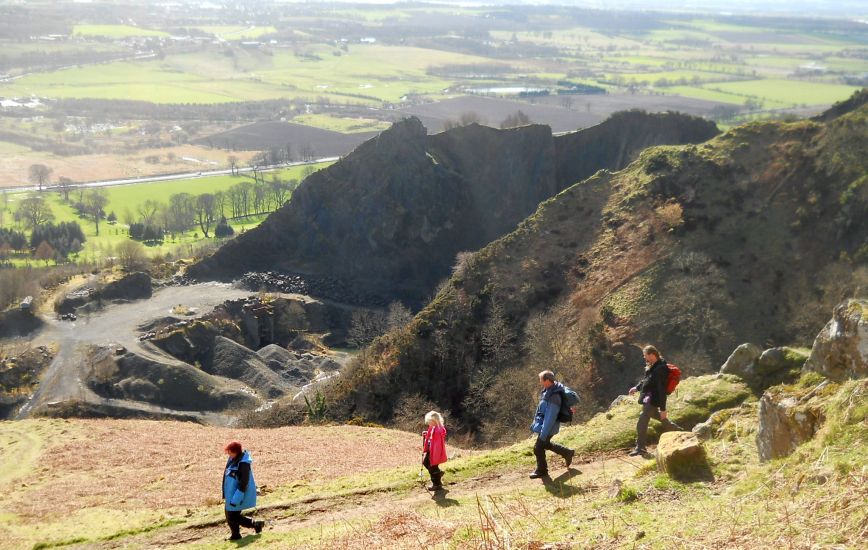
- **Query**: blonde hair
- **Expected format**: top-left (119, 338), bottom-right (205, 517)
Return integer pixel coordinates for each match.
top-left (424, 410), bottom-right (444, 426)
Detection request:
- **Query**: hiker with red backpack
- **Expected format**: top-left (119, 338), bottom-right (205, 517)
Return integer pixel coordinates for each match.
top-left (529, 370), bottom-right (577, 479)
top-left (628, 345), bottom-right (683, 457)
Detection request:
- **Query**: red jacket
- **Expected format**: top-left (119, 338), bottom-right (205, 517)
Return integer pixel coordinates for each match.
top-left (423, 425), bottom-right (447, 466)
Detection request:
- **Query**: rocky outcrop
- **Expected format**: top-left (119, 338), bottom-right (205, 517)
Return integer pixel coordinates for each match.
top-left (57, 273), bottom-right (152, 314)
top-left (99, 272), bottom-right (152, 301)
top-left (804, 299), bottom-right (868, 381)
top-left (555, 110), bottom-right (718, 188)
top-left (756, 384), bottom-right (827, 461)
top-left (656, 431), bottom-right (712, 481)
top-left (720, 344), bottom-right (807, 390)
top-left (189, 112), bottom-right (719, 305)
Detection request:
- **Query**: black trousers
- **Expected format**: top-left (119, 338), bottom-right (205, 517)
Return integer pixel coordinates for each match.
top-left (635, 402), bottom-right (683, 451)
top-left (533, 435), bottom-right (572, 474)
top-left (423, 452), bottom-right (442, 485)
top-left (225, 510), bottom-right (254, 537)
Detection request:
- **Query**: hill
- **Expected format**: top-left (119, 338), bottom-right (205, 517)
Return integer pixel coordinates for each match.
top-left (187, 111), bottom-right (718, 306)
top-left (5, 298), bottom-right (866, 548)
top-left (329, 91), bottom-right (868, 439)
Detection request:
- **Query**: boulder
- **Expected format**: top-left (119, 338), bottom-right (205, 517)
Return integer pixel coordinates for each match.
top-left (756, 387), bottom-right (826, 461)
top-left (691, 409), bottom-right (734, 441)
top-left (656, 431), bottom-right (713, 481)
top-left (719, 343), bottom-right (762, 379)
top-left (719, 343), bottom-right (806, 389)
top-left (804, 299), bottom-right (868, 381)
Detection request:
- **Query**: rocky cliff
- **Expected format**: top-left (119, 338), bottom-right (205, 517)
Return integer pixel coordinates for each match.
top-left (330, 92), bottom-right (868, 439)
top-left (188, 112), bottom-right (718, 305)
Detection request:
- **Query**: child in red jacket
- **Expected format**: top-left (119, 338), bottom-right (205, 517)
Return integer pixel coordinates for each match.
top-left (421, 410), bottom-right (447, 491)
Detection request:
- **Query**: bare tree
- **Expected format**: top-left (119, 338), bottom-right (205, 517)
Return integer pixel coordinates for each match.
top-left (137, 199), bottom-right (160, 226)
top-left (228, 155), bottom-right (239, 176)
top-left (56, 177), bottom-right (74, 202)
top-left (116, 240), bottom-right (148, 271)
top-left (195, 193), bottom-right (217, 238)
top-left (84, 189), bottom-right (109, 236)
top-left (17, 197), bottom-right (55, 229)
top-left (500, 110), bottom-right (531, 129)
top-left (28, 164), bottom-right (52, 192)
top-left (34, 240), bottom-right (55, 265)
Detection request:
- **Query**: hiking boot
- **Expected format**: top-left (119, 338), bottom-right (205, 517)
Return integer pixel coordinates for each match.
top-left (564, 449), bottom-right (575, 468)
top-left (427, 483), bottom-right (444, 491)
top-left (628, 448), bottom-right (646, 457)
top-left (529, 470), bottom-right (548, 479)
top-left (253, 520), bottom-right (265, 534)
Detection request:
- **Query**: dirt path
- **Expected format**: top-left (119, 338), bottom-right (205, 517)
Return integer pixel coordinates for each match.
top-left (82, 452), bottom-right (646, 549)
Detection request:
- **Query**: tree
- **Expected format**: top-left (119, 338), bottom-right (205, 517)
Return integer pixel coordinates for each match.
top-left (116, 240), bottom-right (148, 271)
top-left (106, 211), bottom-right (117, 224)
top-left (166, 193), bottom-right (195, 233)
top-left (195, 193), bottom-right (216, 238)
top-left (137, 199), bottom-right (160, 226)
top-left (56, 176), bottom-right (74, 202)
top-left (214, 216), bottom-right (235, 238)
top-left (84, 189), bottom-right (108, 236)
top-left (28, 164), bottom-right (52, 192)
top-left (17, 197), bottom-right (55, 229)
top-left (228, 155), bottom-right (239, 176)
top-left (34, 240), bottom-right (55, 265)
top-left (500, 110), bottom-right (531, 129)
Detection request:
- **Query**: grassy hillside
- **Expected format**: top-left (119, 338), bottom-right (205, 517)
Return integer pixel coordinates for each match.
top-left (6, 370), bottom-right (865, 548)
top-left (329, 91), bottom-right (868, 439)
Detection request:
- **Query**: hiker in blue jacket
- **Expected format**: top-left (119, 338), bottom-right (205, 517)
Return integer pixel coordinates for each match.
top-left (628, 345), bottom-right (683, 456)
top-left (222, 441), bottom-right (264, 541)
top-left (529, 370), bottom-right (575, 479)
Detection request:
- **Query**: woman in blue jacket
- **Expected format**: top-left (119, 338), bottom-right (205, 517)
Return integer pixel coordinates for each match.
top-left (223, 441), bottom-right (264, 540)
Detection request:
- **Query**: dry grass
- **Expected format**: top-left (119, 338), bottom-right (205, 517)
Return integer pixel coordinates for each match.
top-left (313, 511), bottom-right (458, 549)
top-left (10, 419), bottom-right (424, 521)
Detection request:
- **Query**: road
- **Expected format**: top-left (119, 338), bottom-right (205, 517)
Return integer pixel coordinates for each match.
top-left (14, 282), bottom-right (253, 422)
top-left (5, 156), bottom-right (340, 193)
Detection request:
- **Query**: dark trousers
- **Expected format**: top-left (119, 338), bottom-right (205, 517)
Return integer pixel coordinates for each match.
top-left (635, 402), bottom-right (683, 451)
top-left (423, 452), bottom-right (443, 486)
top-left (225, 510), bottom-right (254, 538)
top-left (533, 435), bottom-right (572, 474)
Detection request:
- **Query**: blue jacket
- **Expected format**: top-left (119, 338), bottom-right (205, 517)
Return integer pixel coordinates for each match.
top-left (530, 382), bottom-right (564, 440)
top-left (223, 451), bottom-right (257, 511)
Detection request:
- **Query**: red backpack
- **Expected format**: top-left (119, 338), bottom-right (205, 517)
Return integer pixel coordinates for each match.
top-left (666, 363), bottom-right (682, 395)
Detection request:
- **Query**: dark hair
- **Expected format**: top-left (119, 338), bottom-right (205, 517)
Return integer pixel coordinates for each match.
top-left (538, 370), bottom-right (555, 382)
top-left (224, 441), bottom-right (242, 455)
top-left (642, 345), bottom-right (660, 359)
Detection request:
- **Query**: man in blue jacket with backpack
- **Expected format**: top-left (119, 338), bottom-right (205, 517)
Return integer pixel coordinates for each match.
top-left (529, 370), bottom-right (576, 479)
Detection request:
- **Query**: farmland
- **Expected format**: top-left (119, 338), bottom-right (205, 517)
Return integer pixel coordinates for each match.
top-left (0, 162), bottom-right (331, 264)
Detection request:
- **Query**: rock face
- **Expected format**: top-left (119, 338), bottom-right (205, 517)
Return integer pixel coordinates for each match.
top-left (804, 299), bottom-right (868, 381)
top-left (656, 431), bottom-right (712, 480)
top-left (756, 386), bottom-right (826, 461)
top-left (189, 113), bottom-right (719, 305)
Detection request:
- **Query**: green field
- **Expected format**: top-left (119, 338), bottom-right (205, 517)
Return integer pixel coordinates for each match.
top-left (1, 162), bottom-right (331, 263)
top-left (292, 114), bottom-right (391, 133)
top-left (706, 78), bottom-right (862, 106)
top-left (72, 24), bottom-right (169, 38)
top-left (0, 44), bottom-right (486, 104)
top-left (193, 25), bottom-right (278, 40)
